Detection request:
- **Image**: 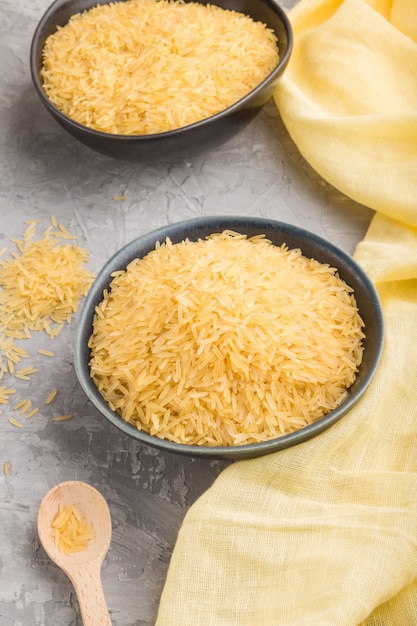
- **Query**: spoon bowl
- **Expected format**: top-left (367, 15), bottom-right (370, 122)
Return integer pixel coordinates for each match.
top-left (38, 481), bottom-right (112, 625)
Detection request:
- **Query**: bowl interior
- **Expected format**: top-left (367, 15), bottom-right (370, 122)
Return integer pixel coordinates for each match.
top-left (74, 216), bottom-right (384, 460)
top-left (29, 0), bottom-right (293, 160)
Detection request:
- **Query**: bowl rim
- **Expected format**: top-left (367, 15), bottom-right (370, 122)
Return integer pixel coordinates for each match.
top-left (74, 216), bottom-right (384, 460)
top-left (29, 0), bottom-right (293, 142)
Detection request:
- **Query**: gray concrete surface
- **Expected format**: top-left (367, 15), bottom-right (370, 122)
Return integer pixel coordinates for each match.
top-left (0, 1), bottom-right (374, 624)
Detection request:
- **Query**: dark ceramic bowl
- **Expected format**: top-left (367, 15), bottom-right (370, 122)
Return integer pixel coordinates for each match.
top-left (30, 0), bottom-right (293, 161)
top-left (74, 216), bottom-right (384, 460)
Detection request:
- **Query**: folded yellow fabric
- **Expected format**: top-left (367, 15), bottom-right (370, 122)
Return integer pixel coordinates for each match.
top-left (274, 0), bottom-right (417, 225)
top-left (156, 1), bottom-right (417, 624)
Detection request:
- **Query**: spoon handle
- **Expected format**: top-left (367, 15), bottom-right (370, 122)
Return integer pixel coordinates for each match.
top-left (68, 561), bottom-right (112, 625)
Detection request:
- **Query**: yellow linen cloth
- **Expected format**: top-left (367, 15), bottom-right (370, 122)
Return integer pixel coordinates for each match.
top-left (155, 1), bottom-right (417, 624)
top-left (274, 0), bottom-right (417, 226)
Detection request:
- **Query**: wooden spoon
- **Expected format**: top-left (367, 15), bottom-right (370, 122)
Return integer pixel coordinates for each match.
top-left (37, 481), bottom-right (112, 625)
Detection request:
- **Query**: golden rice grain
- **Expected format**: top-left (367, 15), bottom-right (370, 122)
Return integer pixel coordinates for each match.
top-left (25, 407), bottom-right (40, 419)
top-left (44, 389), bottom-right (58, 405)
top-left (13, 399), bottom-right (27, 410)
top-left (38, 349), bottom-right (55, 357)
top-left (89, 231), bottom-right (365, 447)
top-left (41, 0), bottom-right (279, 135)
top-left (8, 416), bottom-right (23, 428)
top-left (52, 414), bottom-right (73, 422)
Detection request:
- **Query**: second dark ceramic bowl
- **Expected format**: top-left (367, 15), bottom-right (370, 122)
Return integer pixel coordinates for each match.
top-left (74, 216), bottom-right (384, 460)
top-left (30, 0), bottom-right (293, 161)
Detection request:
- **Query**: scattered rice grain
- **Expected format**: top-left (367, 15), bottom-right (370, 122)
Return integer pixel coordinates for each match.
top-left (0, 386), bottom-right (16, 404)
top-left (38, 349), bottom-right (55, 357)
top-left (52, 414), bottom-right (73, 421)
top-left (45, 389), bottom-right (58, 404)
top-left (0, 218), bottom-right (94, 340)
top-left (17, 399), bottom-right (32, 414)
top-left (8, 416), bottom-right (23, 428)
top-left (15, 366), bottom-right (38, 380)
top-left (25, 406), bottom-right (40, 419)
top-left (0, 219), bottom-right (94, 429)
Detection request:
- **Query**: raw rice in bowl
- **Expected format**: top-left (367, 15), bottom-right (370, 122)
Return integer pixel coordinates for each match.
top-left (30, 0), bottom-right (292, 161)
top-left (74, 217), bottom-right (384, 460)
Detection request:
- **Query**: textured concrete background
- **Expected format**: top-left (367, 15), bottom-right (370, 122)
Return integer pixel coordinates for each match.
top-left (0, 1), bottom-right (374, 624)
